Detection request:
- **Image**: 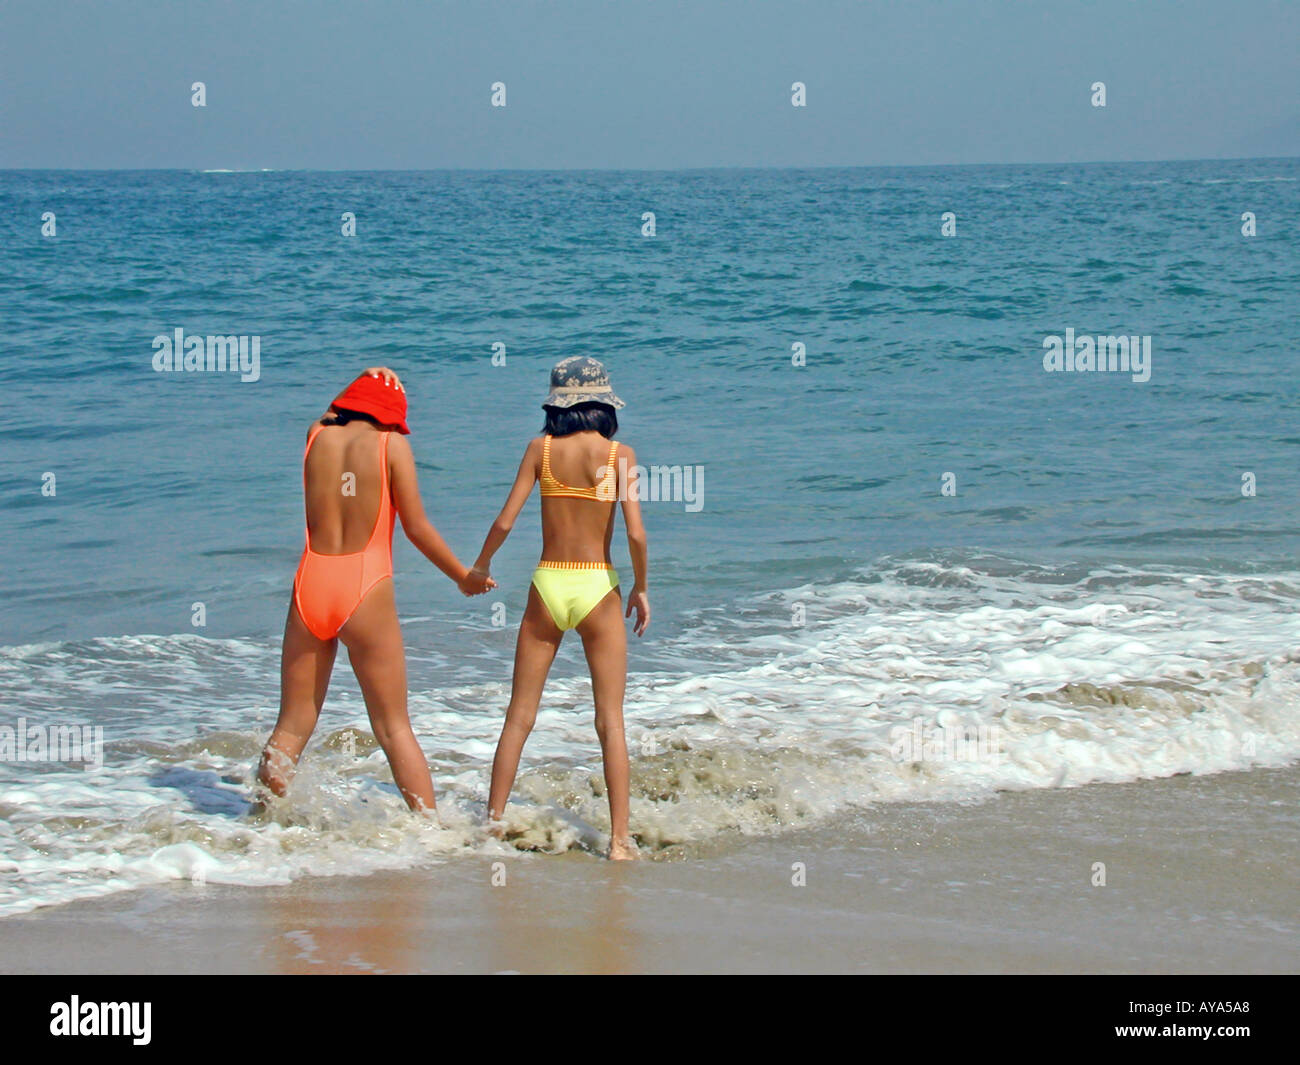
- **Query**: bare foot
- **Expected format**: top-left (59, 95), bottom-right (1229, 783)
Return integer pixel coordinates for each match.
top-left (608, 836), bottom-right (640, 861)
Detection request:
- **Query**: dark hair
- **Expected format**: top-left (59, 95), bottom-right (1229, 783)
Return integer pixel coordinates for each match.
top-left (321, 405), bottom-right (382, 429)
top-left (542, 402), bottom-right (618, 438)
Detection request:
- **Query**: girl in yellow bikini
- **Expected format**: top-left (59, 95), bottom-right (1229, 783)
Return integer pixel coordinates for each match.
top-left (470, 357), bottom-right (649, 860)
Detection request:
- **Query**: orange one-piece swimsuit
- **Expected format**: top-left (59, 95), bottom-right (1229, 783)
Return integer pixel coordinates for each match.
top-left (292, 425), bottom-right (396, 640)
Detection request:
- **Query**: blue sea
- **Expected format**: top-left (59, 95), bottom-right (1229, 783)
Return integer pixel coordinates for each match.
top-left (1, 160), bottom-right (1298, 914)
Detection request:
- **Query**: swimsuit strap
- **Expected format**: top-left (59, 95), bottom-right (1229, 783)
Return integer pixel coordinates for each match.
top-left (541, 434), bottom-right (553, 480)
top-left (540, 434), bottom-right (570, 495)
top-left (540, 434), bottom-right (618, 500)
top-left (366, 431), bottom-right (393, 546)
top-left (606, 439), bottom-right (618, 485)
top-left (301, 423), bottom-right (326, 549)
top-left (304, 422), bottom-right (326, 458)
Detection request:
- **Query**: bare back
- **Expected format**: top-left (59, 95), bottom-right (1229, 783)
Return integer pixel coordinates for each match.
top-left (537, 431), bottom-right (620, 563)
top-left (302, 422), bottom-right (388, 555)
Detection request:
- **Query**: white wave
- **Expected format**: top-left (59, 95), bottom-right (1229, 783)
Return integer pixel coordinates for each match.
top-left (1, 561), bottom-right (1297, 915)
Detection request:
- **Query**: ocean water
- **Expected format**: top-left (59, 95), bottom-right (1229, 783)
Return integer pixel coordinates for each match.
top-left (1, 160), bottom-right (1297, 916)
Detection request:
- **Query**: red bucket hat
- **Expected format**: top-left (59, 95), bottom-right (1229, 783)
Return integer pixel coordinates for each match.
top-left (331, 373), bottom-right (410, 434)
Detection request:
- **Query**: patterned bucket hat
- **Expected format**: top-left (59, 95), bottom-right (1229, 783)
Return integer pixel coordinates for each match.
top-left (542, 355), bottom-right (626, 409)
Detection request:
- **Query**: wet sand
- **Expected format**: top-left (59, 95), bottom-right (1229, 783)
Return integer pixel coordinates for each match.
top-left (3, 765), bottom-right (1296, 974)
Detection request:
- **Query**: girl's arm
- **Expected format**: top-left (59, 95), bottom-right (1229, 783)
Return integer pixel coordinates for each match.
top-left (618, 443), bottom-right (650, 635)
top-left (387, 434), bottom-right (494, 592)
top-left (472, 439), bottom-right (542, 576)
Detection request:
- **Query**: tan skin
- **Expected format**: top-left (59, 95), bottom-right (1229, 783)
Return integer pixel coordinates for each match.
top-left (472, 428), bottom-right (649, 860)
top-left (257, 368), bottom-right (495, 818)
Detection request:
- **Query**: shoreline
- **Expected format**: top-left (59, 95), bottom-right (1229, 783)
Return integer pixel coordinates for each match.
top-left (3, 765), bottom-right (1296, 974)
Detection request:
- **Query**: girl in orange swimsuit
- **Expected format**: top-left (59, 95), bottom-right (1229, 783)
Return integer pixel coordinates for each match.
top-left (469, 357), bottom-right (650, 860)
top-left (292, 421), bottom-right (397, 641)
top-left (257, 368), bottom-right (494, 816)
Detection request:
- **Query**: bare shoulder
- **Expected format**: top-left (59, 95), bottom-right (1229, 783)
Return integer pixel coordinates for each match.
top-left (387, 432), bottom-right (415, 463)
top-left (614, 439), bottom-right (636, 464)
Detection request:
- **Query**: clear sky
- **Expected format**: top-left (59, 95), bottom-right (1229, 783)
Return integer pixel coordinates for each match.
top-left (1, 0), bottom-right (1296, 169)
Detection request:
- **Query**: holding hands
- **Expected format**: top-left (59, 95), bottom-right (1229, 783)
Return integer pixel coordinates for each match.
top-left (459, 566), bottom-right (496, 597)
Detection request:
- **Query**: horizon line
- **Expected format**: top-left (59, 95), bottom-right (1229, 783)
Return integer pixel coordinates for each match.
top-left (2, 154), bottom-right (1297, 175)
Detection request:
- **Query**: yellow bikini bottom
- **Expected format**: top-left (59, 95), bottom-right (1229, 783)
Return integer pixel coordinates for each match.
top-left (531, 561), bottom-right (620, 631)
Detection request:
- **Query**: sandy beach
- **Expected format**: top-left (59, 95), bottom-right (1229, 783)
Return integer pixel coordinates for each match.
top-left (5, 764), bottom-right (1295, 974)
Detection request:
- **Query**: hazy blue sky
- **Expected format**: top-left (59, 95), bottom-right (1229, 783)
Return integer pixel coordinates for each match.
top-left (2, 0), bottom-right (1296, 169)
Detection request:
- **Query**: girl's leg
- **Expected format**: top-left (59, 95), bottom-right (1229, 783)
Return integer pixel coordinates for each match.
top-left (487, 585), bottom-right (563, 822)
top-left (259, 598), bottom-right (337, 796)
top-left (338, 578), bottom-right (436, 815)
top-left (576, 588), bottom-right (635, 860)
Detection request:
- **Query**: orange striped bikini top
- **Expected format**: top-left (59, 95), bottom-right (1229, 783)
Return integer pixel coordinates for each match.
top-left (539, 434), bottom-right (619, 501)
